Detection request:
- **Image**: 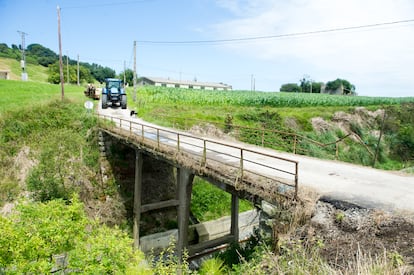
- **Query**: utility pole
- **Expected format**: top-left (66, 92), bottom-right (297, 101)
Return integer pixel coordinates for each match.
top-left (123, 60), bottom-right (126, 86)
top-left (133, 40), bottom-right (137, 102)
top-left (66, 52), bottom-right (69, 84)
top-left (372, 108), bottom-right (387, 168)
top-left (253, 77), bottom-right (255, 91)
top-left (57, 6), bottom-right (64, 100)
top-left (77, 54), bottom-right (80, 86)
top-left (17, 30), bottom-right (28, 81)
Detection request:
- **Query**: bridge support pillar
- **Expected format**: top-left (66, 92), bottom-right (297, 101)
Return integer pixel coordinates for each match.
top-left (230, 194), bottom-right (239, 242)
top-left (176, 168), bottom-right (194, 260)
top-left (133, 150), bottom-right (143, 249)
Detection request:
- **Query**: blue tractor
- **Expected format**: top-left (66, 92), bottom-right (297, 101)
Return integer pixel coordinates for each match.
top-left (101, 78), bottom-right (127, 109)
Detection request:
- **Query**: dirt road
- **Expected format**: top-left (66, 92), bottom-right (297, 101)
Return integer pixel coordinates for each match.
top-left (97, 105), bottom-right (414, 213)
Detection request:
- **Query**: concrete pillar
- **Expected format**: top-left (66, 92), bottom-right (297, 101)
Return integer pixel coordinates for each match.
top-left (176, 168), bottom-right (194, 259)
top-left (133, 150), bottom-right (143, 249)
top-left (230, 193), bottom-right (239, 242)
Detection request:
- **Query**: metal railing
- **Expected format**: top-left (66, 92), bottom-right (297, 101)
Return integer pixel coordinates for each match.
top-left (150, 114), bottom-right (375, 161)
top-left (97, 114), bottom-right (299, 199)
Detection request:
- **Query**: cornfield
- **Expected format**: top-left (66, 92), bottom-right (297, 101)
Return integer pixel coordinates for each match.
top-left (137, 86), bottom-right (414, 107)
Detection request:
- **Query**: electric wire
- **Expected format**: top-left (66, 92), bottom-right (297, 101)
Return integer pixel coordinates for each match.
top-left (136, 19), bottom-right (414, 45)
top-left (61, 0), bottom-right (155, 10)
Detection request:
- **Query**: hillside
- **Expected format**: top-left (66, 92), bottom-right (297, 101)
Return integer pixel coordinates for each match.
top-left (0, 43), bottom-right (117, 84)
top-left (0, 57), bottom-right (48, 82)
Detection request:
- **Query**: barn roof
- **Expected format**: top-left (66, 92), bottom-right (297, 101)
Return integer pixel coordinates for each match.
top-left (141, 76), bottom-right (232, 89)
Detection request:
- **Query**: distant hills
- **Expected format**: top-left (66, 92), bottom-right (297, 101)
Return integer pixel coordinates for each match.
top-left (0, 42), bottom-right (117, 83)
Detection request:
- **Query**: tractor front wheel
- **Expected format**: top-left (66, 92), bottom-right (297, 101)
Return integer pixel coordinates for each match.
top-left (121, 95), bottom-right (127, 109)
top-left (102, 94), bottom-right (108, 109)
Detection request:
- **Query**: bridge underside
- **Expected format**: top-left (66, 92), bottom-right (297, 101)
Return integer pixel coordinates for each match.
top-left (100, 125), bottom-right (296, 258)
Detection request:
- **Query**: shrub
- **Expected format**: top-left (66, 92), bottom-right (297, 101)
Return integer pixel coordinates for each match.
top-left (0, 196), bottom-right (149, 273)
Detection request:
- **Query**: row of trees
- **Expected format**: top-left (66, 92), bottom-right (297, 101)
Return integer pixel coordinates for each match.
top-left (0, 43), bottom-right (122, 84)
top-left (280, 76), bottom-right (356, 95)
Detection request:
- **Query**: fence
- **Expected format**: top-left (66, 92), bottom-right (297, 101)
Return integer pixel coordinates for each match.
top-left (150, 114), bottom-right (375, 163)
top-left (97, 114), bottom-right (299, 199)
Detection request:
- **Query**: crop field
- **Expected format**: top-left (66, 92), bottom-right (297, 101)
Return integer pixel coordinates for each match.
top-left (137, 86), bottom-right (414, 108)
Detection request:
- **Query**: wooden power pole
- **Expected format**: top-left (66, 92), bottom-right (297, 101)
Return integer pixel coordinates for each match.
top-left (57, 6), bottom-right (64, 100)
top-left (133, 41), bottom-right (137, 102)
top-left (77, 54), bottom-right (80, 86)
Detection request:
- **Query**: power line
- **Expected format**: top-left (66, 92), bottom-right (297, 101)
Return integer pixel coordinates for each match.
top-left (136, 18), bottom-right (414, 45)
top-left (62, 0), bottom-right (155, 9)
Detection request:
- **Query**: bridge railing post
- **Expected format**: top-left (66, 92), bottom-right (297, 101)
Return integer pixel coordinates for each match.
top-left (202, 140), bottom-right (207, 166)
top-left (240, 149), bottom-right (244, 181)
top-left (177, 133), bottom-right (180, 152)
top-left (295, 162), bottom-right (298, 199)
top-left (141, 125), bottom-right (144, 141)
top-left (293, 135), bottom-right (297, 154)
top-left (157, 129), bottom-right (160, 149)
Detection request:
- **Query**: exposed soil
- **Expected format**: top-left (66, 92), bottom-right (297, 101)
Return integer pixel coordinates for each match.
top-left (297, 199), bottom-right (414, 271)
top-left (311, 106), bottom-right (384, 138)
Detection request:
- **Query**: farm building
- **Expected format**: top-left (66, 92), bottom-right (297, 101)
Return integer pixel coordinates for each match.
top-left (138, 76), bottom-right (232, 91)
top-left (0, 70), bottom-right (10, 80)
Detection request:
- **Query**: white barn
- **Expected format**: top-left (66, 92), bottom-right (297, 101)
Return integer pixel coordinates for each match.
top-left (138, 76), bottom-right (232, 91)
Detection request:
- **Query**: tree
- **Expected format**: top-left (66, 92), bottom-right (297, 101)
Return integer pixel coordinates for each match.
top-left (280, 83), bottom-right (301, 93)
top-left (47, 62), bottom-right (94, 84)
top-left (27, 44), bottom-right (58, 66)
top-left (299, 76), bottom-right (311, 93)
top-left (89, 64), bottom-right (115, 83)
top-left (310, 82), bottom-right (323, 93)
top-left (325, 78), bottom-right (355, 95)
top-left (118, 69), bottom-right (134, 86)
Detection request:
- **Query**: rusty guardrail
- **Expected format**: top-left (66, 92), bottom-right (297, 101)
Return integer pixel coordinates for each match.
top-left (97, 114), bottom-right (299, 199)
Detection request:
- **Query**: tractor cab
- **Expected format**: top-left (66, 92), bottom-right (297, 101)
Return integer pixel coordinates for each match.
top-left (101, 78), bottom-right (127, 109)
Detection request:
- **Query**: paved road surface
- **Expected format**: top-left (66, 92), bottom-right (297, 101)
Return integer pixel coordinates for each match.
top-left (97, 105), bottom-right (414, 213)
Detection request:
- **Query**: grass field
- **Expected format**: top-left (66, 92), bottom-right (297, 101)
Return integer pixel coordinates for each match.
top-left (0, 57), bottom-right (48, 82)
top-left (0, 79), bottom-right (85, 114)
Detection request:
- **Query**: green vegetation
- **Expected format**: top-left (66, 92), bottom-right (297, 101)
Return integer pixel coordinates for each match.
top-left (1, 79), bottom-right (412, 273)
top-left (191, 177), bottom-right (253, 222)
top-left (0, 57), bottom-right (48, 82)
top-left (0, 43), bottom-right (116, 84)
top-left (0, 79), bottom-right (84, 114)
top-left (133, 86), bottom-right (414, 170)
top-left (135, 86), bottom-right (413, 109)
top-left (280, 76), bottom-right (355, 94)
top-left (0, 81), bottom-right (98, 206)
top-left (0, 196), bottom-right (150, 273)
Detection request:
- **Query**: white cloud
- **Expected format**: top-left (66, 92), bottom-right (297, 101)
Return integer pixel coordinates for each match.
top-left (212, 0), bottom-right (414, 96)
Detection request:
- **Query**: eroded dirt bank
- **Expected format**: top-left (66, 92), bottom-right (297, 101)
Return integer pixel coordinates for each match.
top-left (296, 198), bottom-right (414, 271)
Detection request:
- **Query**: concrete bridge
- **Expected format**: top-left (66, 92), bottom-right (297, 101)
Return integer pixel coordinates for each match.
top-left (97, 114), bottom-right (299, 258)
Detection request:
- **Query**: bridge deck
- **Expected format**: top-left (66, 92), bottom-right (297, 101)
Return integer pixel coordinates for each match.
top-left (98, 114), bottom-right (298, 202)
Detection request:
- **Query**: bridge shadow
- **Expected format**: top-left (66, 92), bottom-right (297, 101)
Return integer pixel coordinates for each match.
top-left (103, 138), bottom-right (180, 236)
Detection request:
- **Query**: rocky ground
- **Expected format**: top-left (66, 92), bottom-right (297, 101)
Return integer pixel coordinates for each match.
top-left (297, 198), bottom-right (414, 272)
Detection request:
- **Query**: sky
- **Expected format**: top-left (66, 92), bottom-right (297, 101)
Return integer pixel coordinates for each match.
top-left (1, 0), bottom-right (414, 97)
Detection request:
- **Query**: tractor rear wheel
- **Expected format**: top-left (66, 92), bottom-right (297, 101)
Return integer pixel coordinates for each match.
top-left (102, 94), bottom-right (108, 109)
top-left (121, 95), bottom-right (127, 109)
